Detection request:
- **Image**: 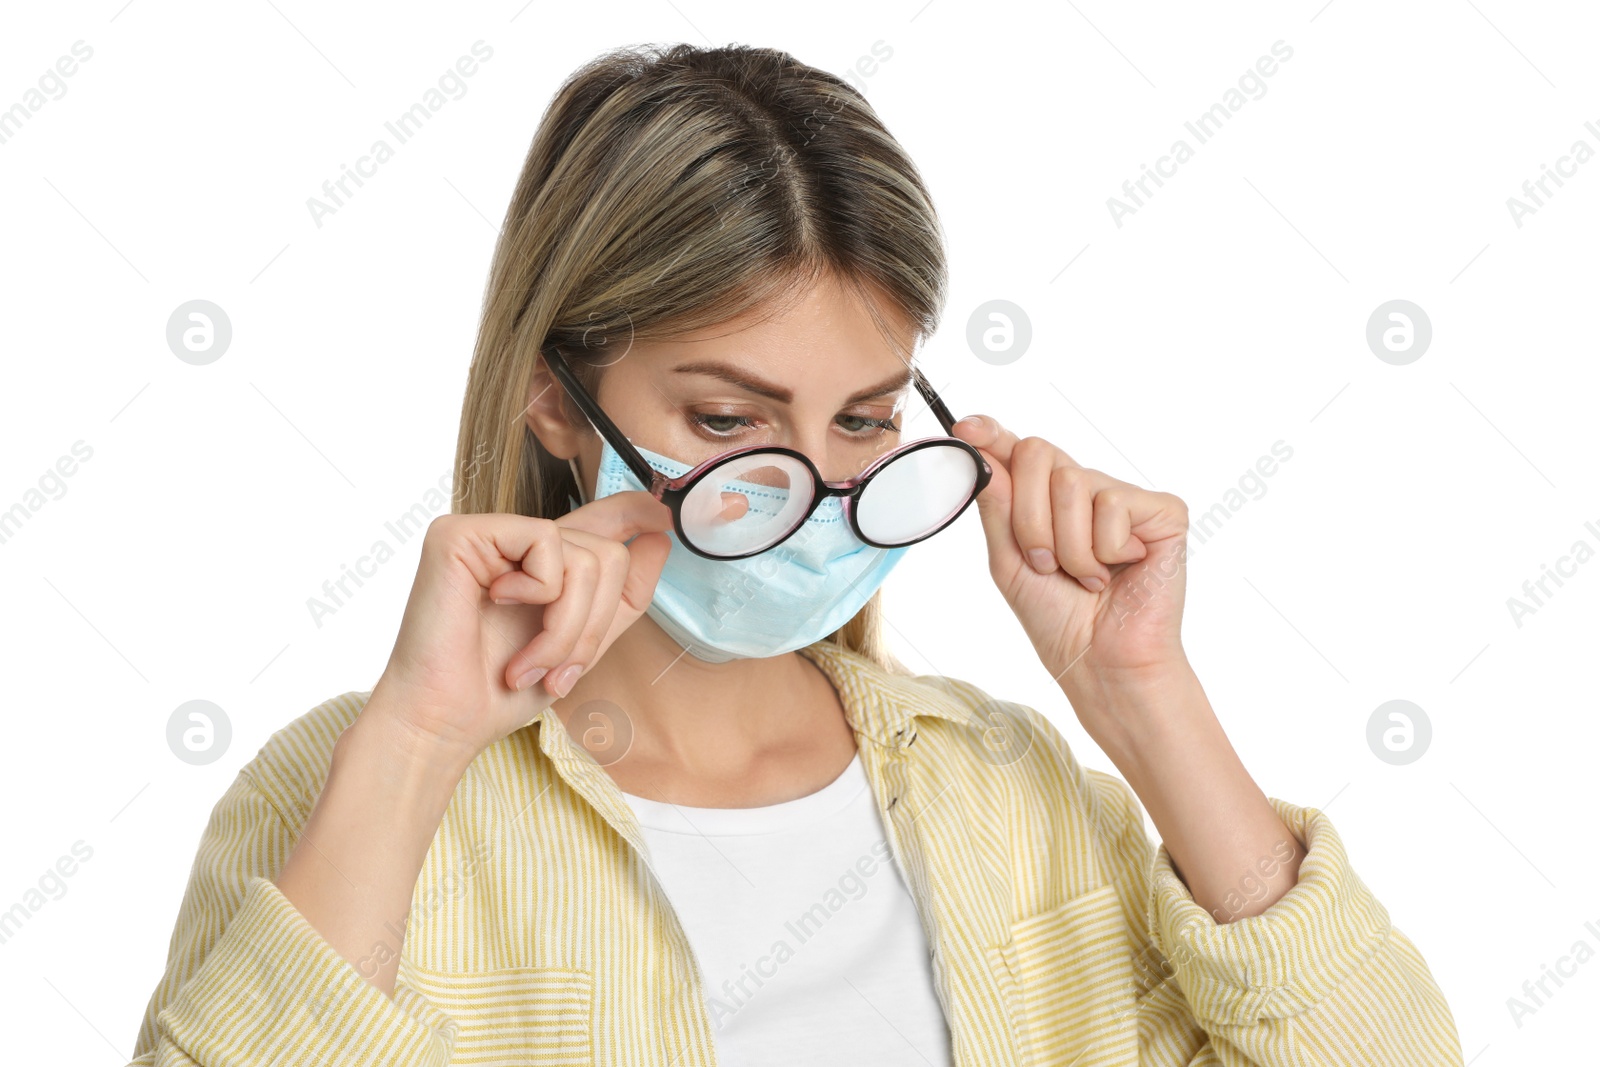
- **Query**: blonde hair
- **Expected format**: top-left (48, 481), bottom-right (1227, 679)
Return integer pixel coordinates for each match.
top-left (451, 43), bottom-right (948, 672)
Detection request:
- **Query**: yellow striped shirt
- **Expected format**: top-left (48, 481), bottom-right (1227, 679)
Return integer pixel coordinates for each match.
top-left (129, 638), bottom-right (1462, 1065)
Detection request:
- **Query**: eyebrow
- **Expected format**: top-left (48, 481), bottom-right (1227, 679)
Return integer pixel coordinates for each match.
top-left (671, 360), bottom-right (912, 405)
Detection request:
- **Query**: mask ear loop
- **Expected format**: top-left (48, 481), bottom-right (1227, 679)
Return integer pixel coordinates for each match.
top-left (568, 455), bottom-right (587, 506)
top-left (566, 404), bottom-right (607, 507)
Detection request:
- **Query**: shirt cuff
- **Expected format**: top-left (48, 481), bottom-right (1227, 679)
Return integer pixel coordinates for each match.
top-left (1146, 797), bottom-right (1394, 1028)
top-left (157, 876), bottom-right (459, 1065)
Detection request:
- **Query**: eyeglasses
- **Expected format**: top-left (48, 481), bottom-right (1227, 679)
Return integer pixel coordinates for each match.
top-left (541, 344), bottom-right (992, 561)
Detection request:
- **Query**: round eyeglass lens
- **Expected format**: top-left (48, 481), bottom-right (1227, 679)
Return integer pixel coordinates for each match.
top-left (679, 451), bottom-right (816, 557)
top-left (853, 442), bottom-right (980, 545)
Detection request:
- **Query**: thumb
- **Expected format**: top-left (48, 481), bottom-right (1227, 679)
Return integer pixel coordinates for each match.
top-left (556, 488), bottom-right (674, 542)
top-left (601, 530), bottom-right (672, 653)
top-left (617, 530), bottom-right (671, 620)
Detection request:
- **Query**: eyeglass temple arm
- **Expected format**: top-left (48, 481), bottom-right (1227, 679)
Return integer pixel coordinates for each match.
top-left (540, 345), bottom-right (664, 495)
top-left (911, 367), bottom-right (993, 484)
top-left (911, 367), bottom-right (960, 435)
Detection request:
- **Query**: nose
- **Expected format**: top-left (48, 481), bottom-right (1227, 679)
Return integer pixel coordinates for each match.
top-left (796, 438), bottom-right (873, 486)
top-left (785, 413), bottom-right (903, 484)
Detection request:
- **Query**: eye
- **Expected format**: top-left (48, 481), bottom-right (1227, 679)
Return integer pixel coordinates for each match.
top-left (836, 413), bottom-right (900, 435)
top-left (688, 412), bottom-right (756, 437)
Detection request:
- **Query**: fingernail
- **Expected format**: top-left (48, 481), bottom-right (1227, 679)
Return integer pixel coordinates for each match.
top-left (547, 663), bottom-right (584, 698)
top-left (1081, 575), bottom-right (1106, 593)
top-left (512, 666), bottom-right (547, 692)
top-left (493, 598), bottom-right (516, 605)
top-left (954, 415), bottom-right (982, 431)
top-left (1028, 549), bottom-right (1057, 573)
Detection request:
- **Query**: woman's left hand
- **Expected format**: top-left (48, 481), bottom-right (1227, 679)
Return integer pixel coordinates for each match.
top-left (950, 414), bottom-right (1193, 709)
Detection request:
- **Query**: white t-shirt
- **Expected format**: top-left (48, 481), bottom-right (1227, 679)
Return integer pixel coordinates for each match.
top-left (619, 751), bottom-right (953, 1066)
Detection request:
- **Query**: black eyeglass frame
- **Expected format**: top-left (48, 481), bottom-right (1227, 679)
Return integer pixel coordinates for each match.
top-left (541, 344), bottom-right (993, 561)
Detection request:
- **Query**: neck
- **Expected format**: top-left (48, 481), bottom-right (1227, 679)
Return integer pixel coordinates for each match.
top-left (552, 615), bottom-right (844, 771)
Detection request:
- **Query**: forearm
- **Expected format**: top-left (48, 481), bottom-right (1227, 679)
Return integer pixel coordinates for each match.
top-left (273, 695), bottom-right (476, 999)
top-left (1064, 663), bottom-right (1305, 923)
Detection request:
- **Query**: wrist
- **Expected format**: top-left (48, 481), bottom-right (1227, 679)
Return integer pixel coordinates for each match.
top-left (1059, 658), bottom-right (1206, 768)
top-left (341, 695), bottom-right (479, 796)
top-left (1060, 652), bottom-right (1198, 709)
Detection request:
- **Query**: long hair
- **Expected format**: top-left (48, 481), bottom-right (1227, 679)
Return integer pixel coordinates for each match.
top-left (450, 43), bottom-right (948, 671)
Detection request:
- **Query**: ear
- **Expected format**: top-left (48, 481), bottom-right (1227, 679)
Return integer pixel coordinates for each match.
top-left (524, 353), bottom-right (588, 461)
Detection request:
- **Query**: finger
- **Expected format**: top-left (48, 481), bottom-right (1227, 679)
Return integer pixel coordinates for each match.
top-left (1094, 488), bottom-right (1187, 561)
top-left (964, 440), bottom-right (1026, 578)
top-left (950, 413), bottom-right (1023, 469)
top-left (1050, 464), bottom-right (1115, 589)
top-left (605, 531), bottom-right (671, 640)
top-left (1087, 487), bottom-right (1144, 567)
top-left (1006, 437), bottom-right (1064, 575)
top-left (489, 491), bottom-right (672, 605)
top-left (544, 530), bottom-right (633, 686)
top-left (954, 411), bottom-right (1088, 465)
top-left (515, 527), bottom-right (673, 690)
top-left (486, 527), bottom-right (599, 606)
top-left (509, 538), bottom-right (601, 684)
top-left (422, 513), bottom-right (566, 595)
top-left (577, 529), bottom-right (673, 677)
top-left (486, 526), bottom-right (567, 605)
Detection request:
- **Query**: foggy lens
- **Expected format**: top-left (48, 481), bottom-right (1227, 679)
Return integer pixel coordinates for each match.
top-left (680, 451), bottom-right (815, 557)
top-left (854, 443), bottom-right (978, 545)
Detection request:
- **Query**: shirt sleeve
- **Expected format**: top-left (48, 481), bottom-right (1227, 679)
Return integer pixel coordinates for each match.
top-left (1033, 708), bottom-right (1463, 1066)
top-left (126, 768), bottom-right (460, 1066)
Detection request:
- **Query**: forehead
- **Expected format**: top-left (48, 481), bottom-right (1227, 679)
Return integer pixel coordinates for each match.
top-left (650, 272), bottom-right (916, 366)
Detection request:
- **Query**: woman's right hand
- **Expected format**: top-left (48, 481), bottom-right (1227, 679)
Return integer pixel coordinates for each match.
top-left (362, 491), bottom-right (674, 764)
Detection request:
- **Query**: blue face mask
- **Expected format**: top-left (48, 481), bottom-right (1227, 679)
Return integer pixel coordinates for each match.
top-left (570, 439), bottom-right (909, 662)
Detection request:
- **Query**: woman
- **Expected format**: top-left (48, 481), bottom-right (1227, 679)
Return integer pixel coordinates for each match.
top-left (129, 43), bottom-right (1460, 1066)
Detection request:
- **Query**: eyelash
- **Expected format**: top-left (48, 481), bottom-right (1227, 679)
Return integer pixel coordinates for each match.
top-left (688, 413), bottom-right (900, 438)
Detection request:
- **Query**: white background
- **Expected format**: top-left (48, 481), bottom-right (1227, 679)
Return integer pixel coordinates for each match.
top-left (2, 1), bottom-right (1595, 1063)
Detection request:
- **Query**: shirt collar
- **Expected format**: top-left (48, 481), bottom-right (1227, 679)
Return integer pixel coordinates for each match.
top-left (795, 639), bottom-right (988, 750)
